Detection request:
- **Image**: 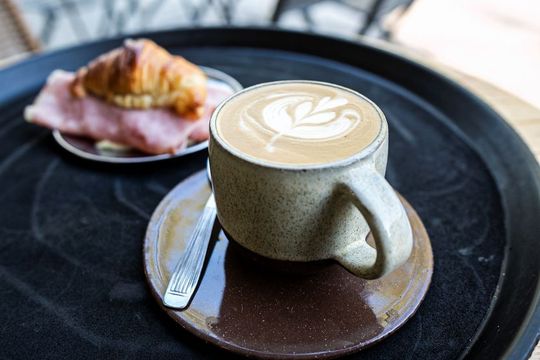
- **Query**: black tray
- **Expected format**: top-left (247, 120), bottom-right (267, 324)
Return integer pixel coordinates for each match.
top-left (0, 28), bottom-right (538, 360)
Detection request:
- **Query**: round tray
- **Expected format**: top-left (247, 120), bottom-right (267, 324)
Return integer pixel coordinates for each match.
top-left (0, 28), bottom-right (538, 360)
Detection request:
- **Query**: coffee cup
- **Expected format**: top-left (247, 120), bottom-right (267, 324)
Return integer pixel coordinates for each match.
top-left (209, 81), bottom-right (412, 279)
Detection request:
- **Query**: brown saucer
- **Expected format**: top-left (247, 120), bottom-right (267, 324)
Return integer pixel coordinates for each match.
top-left (143, 171), bottom-right (433, 359)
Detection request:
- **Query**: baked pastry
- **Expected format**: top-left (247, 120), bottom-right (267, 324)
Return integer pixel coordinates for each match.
top-left (70, 39), bottom-right (207, 119)
top-left (24, 39), bottom-right (236, 155)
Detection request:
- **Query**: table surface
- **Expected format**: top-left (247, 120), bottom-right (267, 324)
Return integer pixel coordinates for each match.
top-left (395, 44), bottom-right (540, 360)
top-left (464, 75), bottom-right (540, 360)
top-left (440, 68), bottom-right (540, 163)
top-left (382, 42), bottom-right (540, 359)
top-left (0, 37), bottom-right (538, 359)
top-left (380, 39), bottom-right (540, 163)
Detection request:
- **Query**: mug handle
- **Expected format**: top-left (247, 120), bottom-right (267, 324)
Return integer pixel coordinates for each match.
top-left (334, 166), bottom-right (413, 279)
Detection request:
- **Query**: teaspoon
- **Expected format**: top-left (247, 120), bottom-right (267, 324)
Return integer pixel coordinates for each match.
top-left (163, 161), bottom-right (216, 310)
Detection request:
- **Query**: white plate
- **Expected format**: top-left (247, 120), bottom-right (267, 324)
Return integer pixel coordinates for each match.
top-left (53, 66), bottom-right (242, 164)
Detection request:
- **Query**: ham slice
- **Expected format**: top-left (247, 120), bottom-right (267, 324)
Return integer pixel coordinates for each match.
top-left (24, 70), bottom-right (234, 154)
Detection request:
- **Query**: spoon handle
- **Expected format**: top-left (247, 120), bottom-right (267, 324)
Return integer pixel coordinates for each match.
top-left (163, 193), bottom-right (216, 310)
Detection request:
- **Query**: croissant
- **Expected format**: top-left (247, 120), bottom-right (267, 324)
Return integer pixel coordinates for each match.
top-left (71, 39), bottom-right (207, 119)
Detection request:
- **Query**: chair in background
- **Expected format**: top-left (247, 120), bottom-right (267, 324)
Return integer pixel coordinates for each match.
top-left (138, 0), bottom-right (238, 30)
top-left (0, 0), bottom-right (40, 64)
top-left (19, 0), bottom-right (96, 44)
top-left (271, 0), bottom-right (414, 38)
top-left (20, 0), bottom-right (239, 46)
top-left (13, 0), bottom-right (415, 52)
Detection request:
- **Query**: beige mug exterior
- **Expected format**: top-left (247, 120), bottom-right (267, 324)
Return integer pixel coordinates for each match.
top-left (209, 81), bottom-right (413, 279)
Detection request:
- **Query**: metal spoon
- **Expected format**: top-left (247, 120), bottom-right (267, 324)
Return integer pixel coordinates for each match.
top-left (163, 161), bottom-right (217, 310)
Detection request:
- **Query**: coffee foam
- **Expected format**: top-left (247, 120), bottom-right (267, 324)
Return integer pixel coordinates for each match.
top-left (215, 82), bottom-right (382, 166)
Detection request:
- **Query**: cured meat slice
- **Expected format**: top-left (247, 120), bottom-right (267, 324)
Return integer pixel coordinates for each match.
top-left (25, 70), bottom-right (233, 154)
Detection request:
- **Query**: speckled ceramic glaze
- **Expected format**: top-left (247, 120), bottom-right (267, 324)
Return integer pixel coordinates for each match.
top-left (209, 81), bottom-right (413, 279)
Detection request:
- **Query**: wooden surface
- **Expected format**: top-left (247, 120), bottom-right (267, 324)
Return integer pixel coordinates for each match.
top-left (375, 40), bottom-right (540, 358)
top-left (416, 54), bottom-right (540, 360)
top-left (411, 69), bottom-right (539, 360)
top-left (444, 63), bottom-right (540, 360)
top-left (441, 69), bottom-right (540, 163)
top-left (367, 38), bottom-right (540, 164)
top-left (0, 0), bottom-right (39, 60)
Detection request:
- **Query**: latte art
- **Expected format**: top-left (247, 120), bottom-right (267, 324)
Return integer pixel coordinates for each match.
top-left (215, 82), bottom-right (382, 166)
top-left (262, 96), bottom-right (352, 138)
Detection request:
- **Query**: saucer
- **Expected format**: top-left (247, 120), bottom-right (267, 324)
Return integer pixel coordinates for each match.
top-left (143, 170), bottom-right (433, 359)
top-left (53, 67), bottom-right (243, 164)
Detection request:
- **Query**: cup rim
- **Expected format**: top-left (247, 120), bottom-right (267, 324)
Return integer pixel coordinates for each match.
top-left (209, 80), bottom-right (387, 171)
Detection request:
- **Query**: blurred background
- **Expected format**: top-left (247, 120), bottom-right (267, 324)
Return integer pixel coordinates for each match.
top-left (1, 0), bottom-right (539, 108)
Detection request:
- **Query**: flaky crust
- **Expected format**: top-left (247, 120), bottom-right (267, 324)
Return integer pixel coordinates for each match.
top-left (71, 39), bottom-right (207, 119)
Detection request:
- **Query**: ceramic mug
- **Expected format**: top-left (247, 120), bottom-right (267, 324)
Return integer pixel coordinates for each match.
top-left (209, 81), bottom-right (413, 279)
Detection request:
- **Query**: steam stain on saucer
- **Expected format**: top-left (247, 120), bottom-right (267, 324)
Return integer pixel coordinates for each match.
top-left (157, 179), bottom-right (210, 281)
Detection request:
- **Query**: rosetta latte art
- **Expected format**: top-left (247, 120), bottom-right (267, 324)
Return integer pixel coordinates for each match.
top-left (216, 82), bottom-right (381, 166)
top-left (240, 92), bottom-right (361, 151)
